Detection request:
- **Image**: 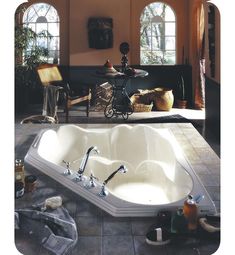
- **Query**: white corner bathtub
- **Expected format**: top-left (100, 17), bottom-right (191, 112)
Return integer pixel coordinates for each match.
top-left (25, 124), bottom-right (216, 217)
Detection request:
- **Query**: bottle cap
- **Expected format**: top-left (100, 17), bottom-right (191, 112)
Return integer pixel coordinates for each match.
top-left (15, 159), bottom-right (23, 167)
top-left (188, 194), bottom-right (193, 200)
top-left (177, 208), bottom-right (184, 215)
top-left (185, 195), bottom-right (195, 205)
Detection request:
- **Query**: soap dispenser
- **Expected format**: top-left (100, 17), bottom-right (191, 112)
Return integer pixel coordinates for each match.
top-left (183, 195), bottom-right (198, 231)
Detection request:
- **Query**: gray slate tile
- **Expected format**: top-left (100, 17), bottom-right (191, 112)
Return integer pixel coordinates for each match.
top-left (75, 216), bottom-right (102, 236)
top-left (103, 235), bottom-right (134, 255)
top-left (70, 236), bottom-right (102, 255)
top-left (133, 236), bottom-right (167, 255)
top-left (103, 217), bottom-right (132, 236)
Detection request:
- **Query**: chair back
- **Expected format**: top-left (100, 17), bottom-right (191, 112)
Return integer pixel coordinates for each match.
top-left (37, 64), bottom-right (63, 86)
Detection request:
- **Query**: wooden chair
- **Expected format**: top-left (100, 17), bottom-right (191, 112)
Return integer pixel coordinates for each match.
top-left (36, 64), bottom-right (91, 123)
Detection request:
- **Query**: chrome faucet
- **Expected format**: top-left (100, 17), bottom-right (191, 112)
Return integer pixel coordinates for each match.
top-left (62, 160), bottom-right (72, 175)
top-left (99, 165), bottom-right (128, 197)
top-left (75, 146), bottom-right (99, 181)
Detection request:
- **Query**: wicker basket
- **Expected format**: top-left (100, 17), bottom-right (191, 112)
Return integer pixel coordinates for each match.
top-left (132, 103), bottom-right (153, 112)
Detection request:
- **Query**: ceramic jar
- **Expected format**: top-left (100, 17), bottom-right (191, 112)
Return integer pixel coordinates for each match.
top-left (154, 88), bottom-right (174, 111)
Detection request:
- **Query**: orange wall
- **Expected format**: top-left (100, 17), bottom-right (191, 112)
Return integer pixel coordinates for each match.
top-left (69, 0), bottom-right (131, 66)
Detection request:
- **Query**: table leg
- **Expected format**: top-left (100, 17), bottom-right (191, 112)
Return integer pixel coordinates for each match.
top-left (104, 85), bottom-right (114, 118)
top-left (104, 78), bottom-right (133, 119)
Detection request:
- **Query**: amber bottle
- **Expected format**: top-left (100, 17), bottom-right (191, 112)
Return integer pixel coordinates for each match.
top-left (15, 159), bottom-right (25, 184)
top-left (183, 195), bottom-right (198, 231)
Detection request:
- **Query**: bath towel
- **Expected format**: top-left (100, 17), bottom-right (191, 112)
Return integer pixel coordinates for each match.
top-left (15, 202), bottom-right (78, 255)
top-left (42, 85), bottom-right (62, 119)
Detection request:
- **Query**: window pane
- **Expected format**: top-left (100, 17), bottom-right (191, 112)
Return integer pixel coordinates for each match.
top-left (40, 55), bottom-right (48, 62)
top-left (47, 56), bottom-right (54, 63)
top-left (48, 37), bottom-right (60, 51)
top-left (48, 50), bottom-right (60, 64)
top-left (36, 23), bottom-right (47, 34)
top-left (152, 23), bottom-right (162, 37)
top-left (46, 7), bottom-right (60, 22)
top-left (48, 50), bottom-right (55, 58)
top-left (24, 7), bottom-right (37, 23)
top-left (165, 23), bottom-right (175, 36)
top-left (54, 51), bottom-right (60, 63)
top-left (152, 37), bottom-right (161, 50)
top-left (140, 51), bottom-right (153, 65)
top-left (26, 23), bottom-right (35, 31)
top-left (140, 35), bottom-right (151, 50)
top-left (152, 51), bottom-right (164, 64)
top-left (153, 37), bottom-right (167, 50)
top-left (147, 26), bottom-right (152, 36)
top-left (165, 6), bottom-right (175, 21)
top-left (37, 37), bottom-right (47, 48)
top-left (141, 50), bottom-right (165, 65)
top-left (164, 51), bottom-right (176, 64)
top-left (140, 12), bottom-right (151, 25)
top-left (27, 39), bottom-right (35, 50)
top-left (48, 23), bottom-right (59, 37)
top-left (150, 3), bottom-right (165, 16)
top-left (34, 3), bottom-right (50, 17)
top-left (165, 37), bottom-right (175, 50)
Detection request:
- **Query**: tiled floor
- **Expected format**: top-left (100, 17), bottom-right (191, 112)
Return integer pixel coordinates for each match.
top-left (15, 123), bottom-right (220, 255)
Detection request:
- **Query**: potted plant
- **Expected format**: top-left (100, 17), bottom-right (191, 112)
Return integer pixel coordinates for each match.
top-left (176, 75), bottom-right (187, 109)
top-left (15, 6), bottom-right (51, 113)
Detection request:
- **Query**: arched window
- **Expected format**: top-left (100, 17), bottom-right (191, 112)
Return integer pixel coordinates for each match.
top-left (22, 3), bottom-right (60, 64)
top-left (140, 2), bottom-right (176, 65)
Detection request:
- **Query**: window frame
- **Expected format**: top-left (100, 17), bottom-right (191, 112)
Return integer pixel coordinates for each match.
top-left (22, 3), bottom-right (60, 64)
top-left (140, 2), bottom-right (176, 65)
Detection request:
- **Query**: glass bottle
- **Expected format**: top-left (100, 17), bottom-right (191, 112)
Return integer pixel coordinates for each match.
top-left (15, 159), bottom-right (25, 184)
top-left (171, 208), bottom-right (188, 233)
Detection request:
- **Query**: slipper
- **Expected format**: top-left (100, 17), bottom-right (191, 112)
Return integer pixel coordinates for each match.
top-left (199, 217), bottom-right (220, 233)
top-left (146, 227), bottom-right (171, 246)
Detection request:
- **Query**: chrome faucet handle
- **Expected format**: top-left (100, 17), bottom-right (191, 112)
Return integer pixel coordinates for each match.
top-left (84, 172), bottom-right (99, 189)
top-left (62, 160), bottom-right (73, 175)
top-left (90, 173), bottom-right (99, 186)
top-left (99, 183), bottom-right (108, 197)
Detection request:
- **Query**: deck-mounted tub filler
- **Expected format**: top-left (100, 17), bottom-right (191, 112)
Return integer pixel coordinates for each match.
top-left (25, 124), bottom-right (216, 217)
